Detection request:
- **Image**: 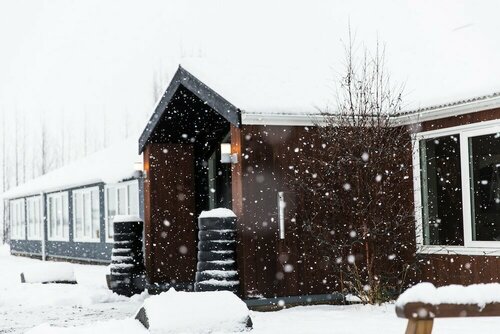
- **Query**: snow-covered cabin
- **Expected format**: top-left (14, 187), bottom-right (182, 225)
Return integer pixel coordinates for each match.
top-left (2, 138), bottom-right (144, 263)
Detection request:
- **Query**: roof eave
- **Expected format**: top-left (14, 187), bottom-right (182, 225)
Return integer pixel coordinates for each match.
top-left (138, 66), bottom-right (241, 153)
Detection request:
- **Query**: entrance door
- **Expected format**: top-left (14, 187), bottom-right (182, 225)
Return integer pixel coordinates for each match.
top-left (207, 139), bottom-right (232, 210)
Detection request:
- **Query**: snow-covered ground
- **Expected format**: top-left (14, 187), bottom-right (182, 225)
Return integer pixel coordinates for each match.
top-left (1, 244), bottom-right (499, 333)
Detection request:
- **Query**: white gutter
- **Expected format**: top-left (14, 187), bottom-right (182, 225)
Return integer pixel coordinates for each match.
top-left (240, 95), bottom-right (500, 126)
top-left (241, 112), bottom-right (323, 126)
top-left (392, 94), bottom-right (500, 126)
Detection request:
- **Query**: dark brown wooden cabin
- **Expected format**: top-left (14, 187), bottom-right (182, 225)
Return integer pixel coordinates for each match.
top-left (138, 66), bottom-right (347, 300)
top-left (138, 65), bottom-right (500, 301)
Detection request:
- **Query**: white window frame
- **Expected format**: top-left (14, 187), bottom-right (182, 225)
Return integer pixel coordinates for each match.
top-left (46, 192), bottom-right (69, 241)
top-left (26, 196), bottom-right (42, 240)
top-left (413, 119), bottom-right (500, 256)
top-left (72, 186), bottom-right (101, 243)
top-left (104, 180), bottom-right (140, 242)
top-left (10, 198), bottom-right (26, 240)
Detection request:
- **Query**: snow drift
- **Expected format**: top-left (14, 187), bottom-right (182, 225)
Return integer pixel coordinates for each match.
top-left (135, 289), bottom-right (252, 333)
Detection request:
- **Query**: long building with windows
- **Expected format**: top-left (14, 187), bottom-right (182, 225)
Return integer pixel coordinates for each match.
top-left (3, 138), bottom-right (143, 263)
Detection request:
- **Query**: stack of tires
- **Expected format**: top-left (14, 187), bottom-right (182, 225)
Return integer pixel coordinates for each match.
top-left (195, 214), bottom-right (240, 295)
top-left (109, 216), bottom-right (146, 297)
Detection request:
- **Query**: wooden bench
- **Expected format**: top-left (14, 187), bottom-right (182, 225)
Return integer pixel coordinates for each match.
top-left (396, 301), bottom-right (500, 334)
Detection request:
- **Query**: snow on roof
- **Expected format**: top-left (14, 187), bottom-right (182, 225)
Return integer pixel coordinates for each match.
top-left (169, 0), bottom-right (500, 118)
top-left (2, 138), bottom-right (142, 199)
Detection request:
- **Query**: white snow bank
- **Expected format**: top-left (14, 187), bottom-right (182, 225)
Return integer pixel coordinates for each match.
top-left (0, 283), bottom-right (127, 308)
top-left (113, 215), bottom-right (143, 223)
top-left (199, 208), bottom-right (236, 218)
top-left (137, 288), bottom-right (251, 333)
top-left (21, 262), bottom-right (75, 283)
top-left (26, 319), bottom-right (148, 334)
top-left (396, 282), bottom-right (500, 309)
top-left (0, 243), bottom-right (9, 256)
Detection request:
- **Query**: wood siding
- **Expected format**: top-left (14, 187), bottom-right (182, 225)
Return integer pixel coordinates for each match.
top-left (418, 254), bottom-right (500, 285)
top-left (143, 143), bottom-right (197, 284)
top-left (418, 107), bottom-right (500, 132)
top-left (233, 125), bottom-right (345, 298)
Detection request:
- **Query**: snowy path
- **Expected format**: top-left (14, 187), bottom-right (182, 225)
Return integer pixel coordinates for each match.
top-left (0, 246), bottom-right (143, 333)
top-left (1, 246), bottom-right (499, 333)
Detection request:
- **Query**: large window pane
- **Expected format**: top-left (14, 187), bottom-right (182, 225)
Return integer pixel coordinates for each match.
top-left (128, 182), bottom-right (139, 216)
top-left (84, 193), bottom-right (91, 238)
top-left (74, 193), bottom-right (83, 239)
top-left (117, 187), bottom-right (126, 215)
top-left (420, 134), bottom-right (464, 245)
top-left (50, 198), bottom-right (56, 238)
top-left (469, 132), bottom-right (500, 241)
top-left (107, 188), bottom-right (117, 239)
top-left (91, 189), bottom-right (100, 239)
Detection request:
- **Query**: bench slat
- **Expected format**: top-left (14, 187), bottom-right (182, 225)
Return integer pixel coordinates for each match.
top-left (396, 302), bottom-right (500, 319)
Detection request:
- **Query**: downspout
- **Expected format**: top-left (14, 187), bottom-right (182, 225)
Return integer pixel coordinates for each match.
top-left (40, 192), bottom-right (46, 261)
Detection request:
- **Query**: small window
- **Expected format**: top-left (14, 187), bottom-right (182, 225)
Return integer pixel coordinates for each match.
top-left (10, 199), bottom-right (26, 240)
top-left (128, 182), bottom-right (139, 216)
top-left (106, 187), bottom-right (117, 239)
top-left (47, 192), bottom-right (69, 241)
top-left (420, 134), bottom-right (464, 245)
top-left (27, 196), bottom-right (42, 240)
top-left (73, 187), bottom-right (100, 242)
top-left (469, 132), bottom-right (500, 241)
top-left (117, 187), bottom-right (127, 215)
top-left (105, 180), bottom-right (140, 240)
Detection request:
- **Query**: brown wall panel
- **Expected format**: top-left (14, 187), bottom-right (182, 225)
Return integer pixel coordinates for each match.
top-left (418, 254), bottom-right (500, 285)
top-left (143, 143), bottom-right (197, 285)
top-left (235, 125), bottom-right (343, 298)
top-left (417, 108), bottom-right (500, 132)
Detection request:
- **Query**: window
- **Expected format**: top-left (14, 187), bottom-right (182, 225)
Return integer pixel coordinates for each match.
top-left (10, 199), bottom-right (25, 239)
top-left (105, 180), bottom-right (140, 240)
top-left (73, 187), bottom-right (100, 242)
top-left (415, 120), bottom-right (500, 253)
top-left (469, 133), bottom-right (500, 241)
top-left (27, 196), bottom-right (42, 240)
top-left (47, 192), bottom-right (69, 241)
top-left (420, 134), bottom-right (464, 245)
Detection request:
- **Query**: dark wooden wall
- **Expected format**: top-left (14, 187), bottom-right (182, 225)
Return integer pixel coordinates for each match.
top-left (143, 143), bottom-right (197, 285)
top-left (412, 107), bottom-right (500, 286)
top-left (418, 107), bottom-right (500, 131)
top-left (232, 125), bottom-right (343, 298)
top-left (418, 254), bottom-right (500, 285)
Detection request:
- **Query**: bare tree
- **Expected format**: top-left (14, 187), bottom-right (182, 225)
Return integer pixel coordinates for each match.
top-left (287, 35), bottom-right (415, 303)
top-left (40, 118), bottom-right (50, 175)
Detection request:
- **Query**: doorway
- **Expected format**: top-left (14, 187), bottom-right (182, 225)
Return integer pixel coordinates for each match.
top-left (207, 133), bottom-right (232, 210)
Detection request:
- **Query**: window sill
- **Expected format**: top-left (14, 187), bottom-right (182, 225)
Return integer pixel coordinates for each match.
top-left (48, 237), bottom-right (69, 242)
top-left (73, 238), bottom-right (101, 243)
top-left (417, 245), bottom-right (500, 256)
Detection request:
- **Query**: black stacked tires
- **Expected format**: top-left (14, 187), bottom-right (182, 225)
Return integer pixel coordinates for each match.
top-left (194, 214), bottom-right (240, 294)
top-left (109, 217), bottom-right (146, 297)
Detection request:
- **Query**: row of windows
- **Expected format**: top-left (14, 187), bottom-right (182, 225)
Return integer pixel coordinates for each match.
top-left (9, 180), bottom-right (140, 242)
